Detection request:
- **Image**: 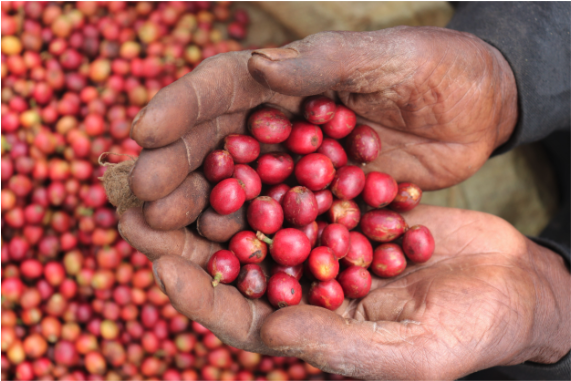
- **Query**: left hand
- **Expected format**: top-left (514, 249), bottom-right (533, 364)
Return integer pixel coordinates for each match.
top-left (119, 204), bottom-right (571, 380)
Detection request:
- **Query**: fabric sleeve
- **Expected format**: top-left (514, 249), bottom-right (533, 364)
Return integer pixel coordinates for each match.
top-left (447, 2), bottom-right (570, 155)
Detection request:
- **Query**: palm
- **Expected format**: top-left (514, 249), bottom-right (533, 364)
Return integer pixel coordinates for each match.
top-left (332, 206), bottom-right (535, 379)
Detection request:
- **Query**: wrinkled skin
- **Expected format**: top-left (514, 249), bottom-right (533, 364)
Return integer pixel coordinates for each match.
top-left (119, 26), bottom-right (571, 379)
top-left (121, 205), bottom-right (570, 380)
top-left (128, 26), bottom-right (517, 207)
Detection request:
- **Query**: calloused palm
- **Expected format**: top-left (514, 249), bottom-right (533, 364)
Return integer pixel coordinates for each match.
top-left (119, 204), bottom-right (569, 380)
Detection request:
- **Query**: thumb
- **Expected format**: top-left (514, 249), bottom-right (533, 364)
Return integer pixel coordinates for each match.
top-left (259, 305), bottom-right (427, 380)
top-left (247, 30), bottom-right (401, 97)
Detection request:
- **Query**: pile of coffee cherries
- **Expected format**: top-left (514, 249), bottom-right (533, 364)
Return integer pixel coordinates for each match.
top-left (3, 2), bottom-right (337, 380)
top-left (203, 97), bottom-right (434, 311)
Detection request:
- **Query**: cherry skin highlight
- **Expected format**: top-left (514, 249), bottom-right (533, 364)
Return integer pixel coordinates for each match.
top-left (203, 150), bottom-right (234, 183)
top-left (345, 125), bottom-right (381, 164)
top-left (248, 107), bottom-right (292, 144)
top-left (360, 209), bottom-right (406, 242)
top-left (256, 153), bottom-right (294, 185)
top-left (224, 134), bottom-right (260, 164)
top-left (284, 121), bottom-right (323, 155)
top-left (328, 199), bottom-right (360, 230)
top-left (337, 266), bottom-right (372, 299)
top-left (330, 165), bottom-right (366, 200)
top-left (316, 138), bottom-right (348, 168)
top-left (322, 105), bottom-right (356, 139)
top-left (232, 164), bottom-right (262, 200)
top-left (270, 263), bottom-right (303, 281)
top-left (294, 153), bottom-right (335, 191)
top-left (389, 183), bottom-right (423, 212)
top-left (320, 223), bottom-right (350, 259)
top-left (247, 196), bottom-right (284, 235)
top-left (303, 96), bottom-right (336, 125)
top-left (209, 178), bottom-right (246, 215)
top-left (402, 225), bottom-right (435, 263)
top-left (308, 279), bottom-right (344, 311)
top-left (207, 250), bottom-right (240, 287)
top-left (258, 228), bottom-right (311, 266)
top-left (282, 186), bottom-right (318, 227)
top-left (371, 243), bottom-right (407, 278)
top-left (362, 172), bottom-right (398, 208)
top-left (236, 264), bottom-right (267, 299)
top-left (229, 231), bottom-right (267, 264)
top-left (264, 184), bottom-right (290, 204)
top-left (307, 246), bottom-right (339, 281)
top-left (341, 231), bottom-right (373, 268)
top-left (267, 273), bottom-right (302, 308)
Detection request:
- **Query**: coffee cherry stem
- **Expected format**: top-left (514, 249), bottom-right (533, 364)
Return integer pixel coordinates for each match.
top-left (211, 273), bottom-right (223, 287)
top-left (255, 231), bottom-right (273, 246)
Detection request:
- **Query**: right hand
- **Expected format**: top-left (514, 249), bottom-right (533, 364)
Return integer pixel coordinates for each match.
top-left (126, 26), bottom-right (518, 232)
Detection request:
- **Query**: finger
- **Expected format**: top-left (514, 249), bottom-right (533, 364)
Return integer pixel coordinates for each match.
top-left (260, 305), bottom-right (429, 379)
top-left (197, 206), bottom-right (248, 243)
top-left (143, 172), bottom-right (210, 231)
top-left (129, 113), bottom-right (243, 201)
top-left (118, 207), bottom-right (220, 267)
top-left (130, 102), bottom-right (304, 202)
top-left (248, 30), bottom-right (401, 97)
top-left (153, 255), bottom-right (278, 354)
top-left (130, 51), bottom-right (275, 149)
top-left (128, 138), bottom-right (188, 202)
top-left (129, 48), bottom-right (312, 202)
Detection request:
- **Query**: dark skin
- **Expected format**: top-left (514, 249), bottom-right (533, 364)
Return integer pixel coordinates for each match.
top-left (118, 26), bottom-right (571, 379)
top-left (120, 205), bottom-right (571, 380)
top-left (128, 26), bottom-right (517, 205)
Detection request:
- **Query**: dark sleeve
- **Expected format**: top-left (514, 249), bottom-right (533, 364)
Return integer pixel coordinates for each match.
top-left (447, 3), bottom-right (571, 380)
top-left (447, 2), bottom-right (570, 155)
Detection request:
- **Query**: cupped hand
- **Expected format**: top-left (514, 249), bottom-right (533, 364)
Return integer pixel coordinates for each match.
top-left (127, 26), bottom-right (518, 231)
top-left (118, 204), bottom-right (570, 380)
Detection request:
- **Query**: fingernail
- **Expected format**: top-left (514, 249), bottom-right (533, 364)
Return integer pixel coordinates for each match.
top-left (152, 261), bottom-right (166, 294)
top-left (252, 48), bottom-right (299, 61)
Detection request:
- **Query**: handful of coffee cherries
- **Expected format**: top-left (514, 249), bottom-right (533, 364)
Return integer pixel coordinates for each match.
top-left (203, 97), bottom-right (434, 311)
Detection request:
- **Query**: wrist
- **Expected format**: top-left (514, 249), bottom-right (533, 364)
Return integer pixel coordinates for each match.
top-left (524, 239), bottom-right (571, 364)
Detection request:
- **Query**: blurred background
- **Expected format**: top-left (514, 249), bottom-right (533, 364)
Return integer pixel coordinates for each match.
top-left (0, 2), bottom-right (557, 381)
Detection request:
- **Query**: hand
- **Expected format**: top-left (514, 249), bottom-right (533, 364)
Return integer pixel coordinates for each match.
top-left (119, 204), bottom-right (571, 380)
top-left (127, 26), bottom-right (518, 231)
